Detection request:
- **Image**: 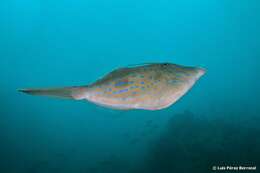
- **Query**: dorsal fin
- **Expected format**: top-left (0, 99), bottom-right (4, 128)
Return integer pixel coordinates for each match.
top-left (125, 62), bottom-right (158, 68)
top-left (106, 63), bottom-right (157, 78)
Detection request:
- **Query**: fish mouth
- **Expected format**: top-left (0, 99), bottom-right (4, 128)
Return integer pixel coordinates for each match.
top-left (196, 67), bottom-right (206, 79)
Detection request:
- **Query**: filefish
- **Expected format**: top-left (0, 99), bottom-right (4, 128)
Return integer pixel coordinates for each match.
top-left (19, 63), bottom-right (205, 110)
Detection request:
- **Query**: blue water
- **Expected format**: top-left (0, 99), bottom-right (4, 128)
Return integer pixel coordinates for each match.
top-left (1, 0), bottom-right (259, 173)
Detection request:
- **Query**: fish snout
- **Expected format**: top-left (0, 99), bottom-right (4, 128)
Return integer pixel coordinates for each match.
top-left (195, 67), bottom-right (206, 79)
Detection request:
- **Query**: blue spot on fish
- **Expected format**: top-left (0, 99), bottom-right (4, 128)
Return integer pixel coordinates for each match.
top-left (95, 91), bottom-right (103, 95)
top-left (140, 81), bottom-right (145, 84)
top-left (115, 81), bottom-right (128, 87)
top-left (130, 86), bottom-right (139, 89)
top-left (119, 88), bottom-right (128, 93)
top-left (113, 88), bottom-right (129, 94)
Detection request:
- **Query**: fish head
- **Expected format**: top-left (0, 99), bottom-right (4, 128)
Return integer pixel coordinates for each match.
top-left (148, 63), bottom-right (206, 109)
top-left (183, 66), bottom-right (206, 80)
top-left (158, 62), bottom-right (206, 81)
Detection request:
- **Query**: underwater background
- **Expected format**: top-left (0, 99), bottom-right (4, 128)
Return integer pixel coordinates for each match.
top-left (1, 0), bottom-right (260, 173)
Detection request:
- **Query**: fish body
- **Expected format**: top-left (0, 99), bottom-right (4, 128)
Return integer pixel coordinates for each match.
top-left (19, 63), bottom-right (205, 110)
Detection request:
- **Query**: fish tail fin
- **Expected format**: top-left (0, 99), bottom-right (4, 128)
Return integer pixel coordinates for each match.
top-left (18, 86), bottom-right (88, 100)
